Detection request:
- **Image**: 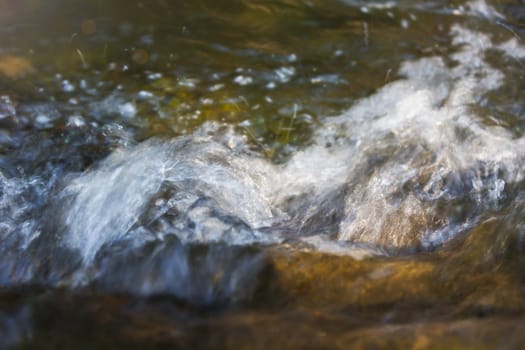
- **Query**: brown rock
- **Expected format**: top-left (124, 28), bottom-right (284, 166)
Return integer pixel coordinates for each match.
top-left (0, 55), bottom-right (35, 79)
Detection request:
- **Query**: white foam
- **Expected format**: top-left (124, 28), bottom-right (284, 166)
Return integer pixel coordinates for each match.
top-left (327, 26), bottom-right (525, 247)
top-left (0, 174), bottom-right (41, 250)
top-left (62, 135), bottom-right (282, 263)
top-left (62, 142), bottom-right (170, 263)
top-left (498, 38), bottom-right (525, 60)
top-left (464, 0), bottom-right (504, 20)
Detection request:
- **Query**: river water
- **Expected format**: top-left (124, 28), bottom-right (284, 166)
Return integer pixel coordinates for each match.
top-left (0, 0), bottom-right (525, 348)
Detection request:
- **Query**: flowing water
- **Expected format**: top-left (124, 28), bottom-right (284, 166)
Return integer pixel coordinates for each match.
top-left (1, 0), bottom-right (525, 348)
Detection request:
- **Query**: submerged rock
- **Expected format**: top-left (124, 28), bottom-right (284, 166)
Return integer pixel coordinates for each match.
top-left (0, 56), bottom-right (34, 80)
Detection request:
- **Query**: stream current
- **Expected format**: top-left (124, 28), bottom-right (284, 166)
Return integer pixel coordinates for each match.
top-left (1, 0), bottom-right (525, 348)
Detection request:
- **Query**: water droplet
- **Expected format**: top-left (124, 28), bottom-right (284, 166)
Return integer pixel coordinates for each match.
top-left (234, 75), bottom-right (253, 86)
top-left (178, 78), bottom-right (199, 88)
top-left (118, 102), bottom-right (137, 118)
top-left (137, 90), bottom-right (154, 99)
top-left (35, 114), bottom-right (52, 127)
top-left (61, 80), bottom-right (75, 92)
top-left (67, 115), bottom-right (86, 128)
top-left (274, 66), bottom-right (295, 83)
top-left (146, 72), bottom-right (162, 80)
top-left (209, 83), bottom-right (224, 92)
top-left (310, 74), bottom-right (344, 85)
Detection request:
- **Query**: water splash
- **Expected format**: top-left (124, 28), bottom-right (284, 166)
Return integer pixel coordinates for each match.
top-left (62, 141), bottom-right (171, 263)
top-left (318, 25), bottom-right (525, 248)
top-left (61, 25), bottom-right (525, 261)
top-left (1, 23), bottom-right (525, 302)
